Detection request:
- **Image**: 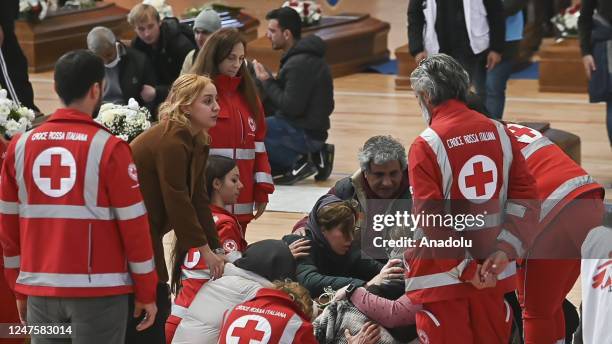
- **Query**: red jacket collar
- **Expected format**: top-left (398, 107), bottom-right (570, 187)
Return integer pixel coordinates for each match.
top-left (210, 204), bottom-right (233, 216)
top-left (254, 288), bottom-right (311, 320)
top-left (431, 99), bottom-right (469, 123)
top-left (46, 108), bottom-right (108, 131)
top-left (214, 74), bottom-right (242, 93)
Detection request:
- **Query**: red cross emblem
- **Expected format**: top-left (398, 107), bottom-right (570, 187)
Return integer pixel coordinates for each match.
top-left (507, 124), bottom-right (542, 144)
top-left (33, 147), bottom-right (76, 198)
top-left (225, 315), bottom-right (271, 344)
top-left (592, 260), bottom-right (612, 290)
top-left (40, 154), bottom-right (71, 190)
top-left (465, 161), bottom-right (494, 197)
top-left (458, 155), bottom-right (498, 203)
top-left (224, 239), bottom-right (238, 253)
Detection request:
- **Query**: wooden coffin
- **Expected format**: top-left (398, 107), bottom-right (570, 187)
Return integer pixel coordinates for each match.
top-left (539, 38), bottom-right (588, 94)
top-left (247, 14), bottom-right (390, 78)
top-left (395, 43), bottom-right (416, 90)
top-left (16, 2), bottom-right (131, 73)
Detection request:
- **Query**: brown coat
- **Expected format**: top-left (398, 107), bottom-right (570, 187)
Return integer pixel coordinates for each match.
top-left (131, 119), bottom-right (220, 282)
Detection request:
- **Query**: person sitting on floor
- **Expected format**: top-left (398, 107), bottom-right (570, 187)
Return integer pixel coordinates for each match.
top-left (171, 240), bottom-right (296, 344)
top-left (293, 135), bottom-right (412, 262)
top-left (282, 194), bottom-right (404, 299)
top-left (218, 280), bottom-right (318, 343)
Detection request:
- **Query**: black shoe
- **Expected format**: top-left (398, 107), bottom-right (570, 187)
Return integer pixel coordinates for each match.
top-left (313, 144), bottom-right (335, 181)
top-left (273, 160), bottom-right (318, 185)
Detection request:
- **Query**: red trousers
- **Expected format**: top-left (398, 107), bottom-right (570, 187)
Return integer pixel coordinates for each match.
top-left (518, 195), bottom-right (604, 344)
top-left (416, 292), bottom-right (512, 344)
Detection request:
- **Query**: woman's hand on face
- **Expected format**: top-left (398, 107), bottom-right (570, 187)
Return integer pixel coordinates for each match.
top-left (288, 238), bottom-right (311, 259)
top-left (199, 244), bottom-right (226, 279)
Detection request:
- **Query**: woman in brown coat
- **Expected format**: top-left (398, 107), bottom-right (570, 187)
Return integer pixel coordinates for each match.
top-left (130, 74), bottom-right (225, 343)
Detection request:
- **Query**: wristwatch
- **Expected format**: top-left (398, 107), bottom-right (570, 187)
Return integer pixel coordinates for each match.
top-left (213, 248), bottom-right (226, 255)
top-left (345, 283), bottom-right (357, 300)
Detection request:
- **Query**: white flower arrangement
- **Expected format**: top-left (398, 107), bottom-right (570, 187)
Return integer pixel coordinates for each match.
top-left (143, 0), bottom-right (174, 19)
top-left (95, 98), bottom-right (152, 142)
top-left (282, 0), bottom-right (322, 26)
top-left (551, 4), bottom-right (581, 38)
top-left (0, 89), bottom-right (35, 138)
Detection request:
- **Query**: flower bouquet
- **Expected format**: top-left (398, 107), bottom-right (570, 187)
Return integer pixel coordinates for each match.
top-left (282, 0), bottom-right (322, 26)
top-left (551, 4), bottom-right (581, 39)
top-left (0, 89), bottom-right (35, 138)
top-left (96, 99), bottom-right (152, 142)
top-left (142, 0), bottom-right (174, 19)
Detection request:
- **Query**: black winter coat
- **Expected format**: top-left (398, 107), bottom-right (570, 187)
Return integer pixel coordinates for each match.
top-left (115, 44), bottom-right (158, 114)
top-left (262, 35), bottom-right (334, 141)
top-left (132, 17), bottom-right (195, 106)
top-left (0, 0), bottom-right (18, 28)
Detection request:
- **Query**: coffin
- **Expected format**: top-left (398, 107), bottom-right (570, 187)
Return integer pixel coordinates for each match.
top-left (247, 13), bottom-right (390, 77)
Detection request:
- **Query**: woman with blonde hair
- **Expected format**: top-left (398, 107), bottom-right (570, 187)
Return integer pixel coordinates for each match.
top-left (190, 27), bottom-right (274, 235)
top-left (130, 73), bottom-right (226, 342)
top-left (218, 280), bottom-right (318, 343)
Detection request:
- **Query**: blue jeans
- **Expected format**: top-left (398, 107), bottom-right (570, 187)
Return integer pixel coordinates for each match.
top-left (264, 116), bottom-right (324, 173)
top-left (486, 58), bottom-right (514, 120)
top-left (607, 100), bottom-right (612, 146)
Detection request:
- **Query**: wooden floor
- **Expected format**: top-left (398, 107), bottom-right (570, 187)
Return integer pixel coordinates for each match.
top-left (31, 72), bottom-right (610, 306)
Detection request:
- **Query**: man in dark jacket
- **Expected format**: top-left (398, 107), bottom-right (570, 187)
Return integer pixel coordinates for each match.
top-left (128, 4), bottom-right (195, 107)
top-left (87, 26), bottom-right (159, 116)
top-left (254, 7), bottom-right (335, 185)
top-left (0, 0), bottom-right (38, 112)
top-left (408, 0), bottom-right (505, 102)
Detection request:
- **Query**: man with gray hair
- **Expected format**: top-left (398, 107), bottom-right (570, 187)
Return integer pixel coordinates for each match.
top-left (405, 53), bottom-right (539, 342)
top-left (293, 135), bottom-right (411, 267)
top-left (86, 26), bottom-right (158, 115)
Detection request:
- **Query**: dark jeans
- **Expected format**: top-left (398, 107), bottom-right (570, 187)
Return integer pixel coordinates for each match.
top-left (264, 116), bottom-right (324, 174)
top-left (455, 51), bottom-right (488, 103)
top-left (27, 294), bottom-right (128, 344)
top-left (125, 282), bottom-right (171, 344)
top-left (607, 100), bottom-right (612, 146)
top-left (486, 57), bottom-right (514, 120)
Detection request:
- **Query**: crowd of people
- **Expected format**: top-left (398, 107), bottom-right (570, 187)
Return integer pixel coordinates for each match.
top-left (0, 1), bottom-right (610, 344)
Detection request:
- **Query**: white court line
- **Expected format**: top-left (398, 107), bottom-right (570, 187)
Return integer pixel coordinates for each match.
top-left (334, 91), bottom-right (593, 105)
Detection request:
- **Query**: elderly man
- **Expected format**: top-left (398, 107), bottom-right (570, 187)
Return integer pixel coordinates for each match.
top-left (180, 9), bottom-right (222, 74)
top-left (406, 54), bottom-right (539, 343)
top-left (294, 135), bottom-right (411, 262)
top-left (86, 26), bottom-right (158, 114)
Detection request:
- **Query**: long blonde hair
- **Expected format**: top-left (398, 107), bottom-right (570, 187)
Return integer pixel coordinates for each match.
top-left (272, 280), bottom-right (313, 319)
top-left (158, 73), bottom-right (213, 128)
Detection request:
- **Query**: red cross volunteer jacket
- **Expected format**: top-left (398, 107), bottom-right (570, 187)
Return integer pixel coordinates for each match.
top-left (405, 100), bottom-right (539, 304)
top-left (0, 109), bottom-right (157, 303)
top-left (218, 288), bottom-right (317, 344)
top-left (208, 75), bottom-right (274, 227)
top-left (505, 123), bottom-right (603, 227)
top-left (166, 204), bottom-right (247, 342)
